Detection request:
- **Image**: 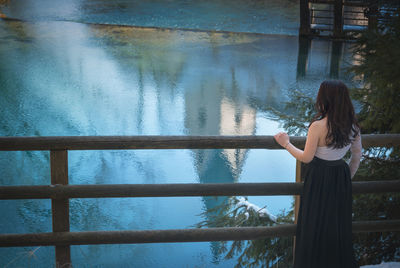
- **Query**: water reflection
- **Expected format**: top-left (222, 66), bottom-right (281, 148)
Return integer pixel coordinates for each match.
top-left (0, 20), bottom-right (354, 137)
top-left (297, 37), bottom-right (345, 80)
top-left (0, 18), bottom-right (356, 267)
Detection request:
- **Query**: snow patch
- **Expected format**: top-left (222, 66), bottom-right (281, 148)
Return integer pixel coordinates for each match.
top-left (236, 197), bottom-right (277, 222)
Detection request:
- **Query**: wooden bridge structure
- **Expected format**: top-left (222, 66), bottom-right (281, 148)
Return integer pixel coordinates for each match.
top-left (300, 0), bottom-right (399, 38)
top-left (0, 134), bottom-right (400, 267)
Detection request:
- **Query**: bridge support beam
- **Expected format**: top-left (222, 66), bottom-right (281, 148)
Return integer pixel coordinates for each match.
top-left (333, 0), bottom-right (344, 38)
top-left (299, 0), bottom-right (311, 36)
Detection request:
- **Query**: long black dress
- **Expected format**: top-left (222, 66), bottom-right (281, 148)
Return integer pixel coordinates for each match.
top-left (293, 156), bottom-right (358, 268)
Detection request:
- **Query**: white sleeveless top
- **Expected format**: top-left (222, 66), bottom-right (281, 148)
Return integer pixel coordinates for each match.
top-left (315, 144), bottom-right (352, 160)
top-left (315, 132), bottom-right (362, 178)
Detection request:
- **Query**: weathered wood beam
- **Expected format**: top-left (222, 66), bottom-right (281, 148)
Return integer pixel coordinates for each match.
top-left (0, 134), bottom-right (398, 151)
top-left (0, 220), bottom-right (399, 247)
top-left (0, 136), bottom-right (284, 150)
top-left (1, 181), bottom-right (399, 199)
top-left (333, 0), bottom-right (344, 38)
top-left (50, 150), bottom-right (71, 267)
top-left (300, 0), bottom-right (311, 35)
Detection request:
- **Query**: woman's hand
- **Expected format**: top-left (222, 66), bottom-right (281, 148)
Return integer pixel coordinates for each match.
top-left (274, 123), bottom-right (320, 163)
top-left (274, 132), bottom-right (290, 148)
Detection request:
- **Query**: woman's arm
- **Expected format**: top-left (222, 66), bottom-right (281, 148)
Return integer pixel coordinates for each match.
top-left (274, 122), bottom-right (320, 163)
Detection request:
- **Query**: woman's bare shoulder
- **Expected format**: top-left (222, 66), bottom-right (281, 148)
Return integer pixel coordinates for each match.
top-left (309, 118), bottom-right (328, 146)
top-left (310, 118), bottom-right (327, 129)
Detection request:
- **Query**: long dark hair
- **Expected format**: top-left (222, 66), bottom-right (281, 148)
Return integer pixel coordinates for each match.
top-left (310, 80), bottom-right (360, 148)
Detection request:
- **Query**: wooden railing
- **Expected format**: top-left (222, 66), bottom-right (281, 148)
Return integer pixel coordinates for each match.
top-left (1, 134), bottom-right (400, 267)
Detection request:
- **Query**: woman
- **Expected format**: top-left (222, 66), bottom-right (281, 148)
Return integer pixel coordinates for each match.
top-left (274, 80), bottom-right (362, 268)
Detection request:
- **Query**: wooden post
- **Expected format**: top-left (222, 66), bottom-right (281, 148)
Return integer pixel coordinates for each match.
top-left (294, 160), bottom-right (303, 223)
top-left (50, 150), bottom-right (71, 267)
top-left (299, 0), bottom-right (311, 36)
top-left (293, 159), bottom-right (303, 265)
top-left (333, 0), bottom-right (344, 38)
top-left (367, 2), bottom-right (378, 31)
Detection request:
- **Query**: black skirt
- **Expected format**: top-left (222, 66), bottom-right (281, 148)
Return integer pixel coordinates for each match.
top-left (293, 157), bottom-right (358, 268)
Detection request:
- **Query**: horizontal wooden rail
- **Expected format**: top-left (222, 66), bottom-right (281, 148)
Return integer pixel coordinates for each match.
top-left (311, 1), bottom-right (371, 7)
top-left (0, 136), bottom-right (286, 150)
top-left (0, 134), bottom-right (399, 151)
top-left (1, 220), bottom-right (399, 247)
top-left (1, 181), bottom-right (399, 199)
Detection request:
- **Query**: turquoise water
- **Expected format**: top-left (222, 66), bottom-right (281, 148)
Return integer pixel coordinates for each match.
top-left (0, 1), bottom-right (356, 267)
top-left (1, 0), bottom-right (299, 35)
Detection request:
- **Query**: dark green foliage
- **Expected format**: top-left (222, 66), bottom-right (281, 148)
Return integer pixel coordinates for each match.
top-left (352, 148), bottom-right (400, 265)
top-left (349, 7), bottom-right (400, 265)
top-left (352, 156), bottom-right (400, 265)
top-left (349, 8), bottom-right (400, 134)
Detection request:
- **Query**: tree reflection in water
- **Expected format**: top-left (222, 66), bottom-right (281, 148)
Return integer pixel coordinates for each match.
top-left (196, 196), bottom-right (294, 267)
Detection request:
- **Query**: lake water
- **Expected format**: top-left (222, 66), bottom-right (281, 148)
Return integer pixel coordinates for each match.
top-left (0, 0), bottom-right (357, 267)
